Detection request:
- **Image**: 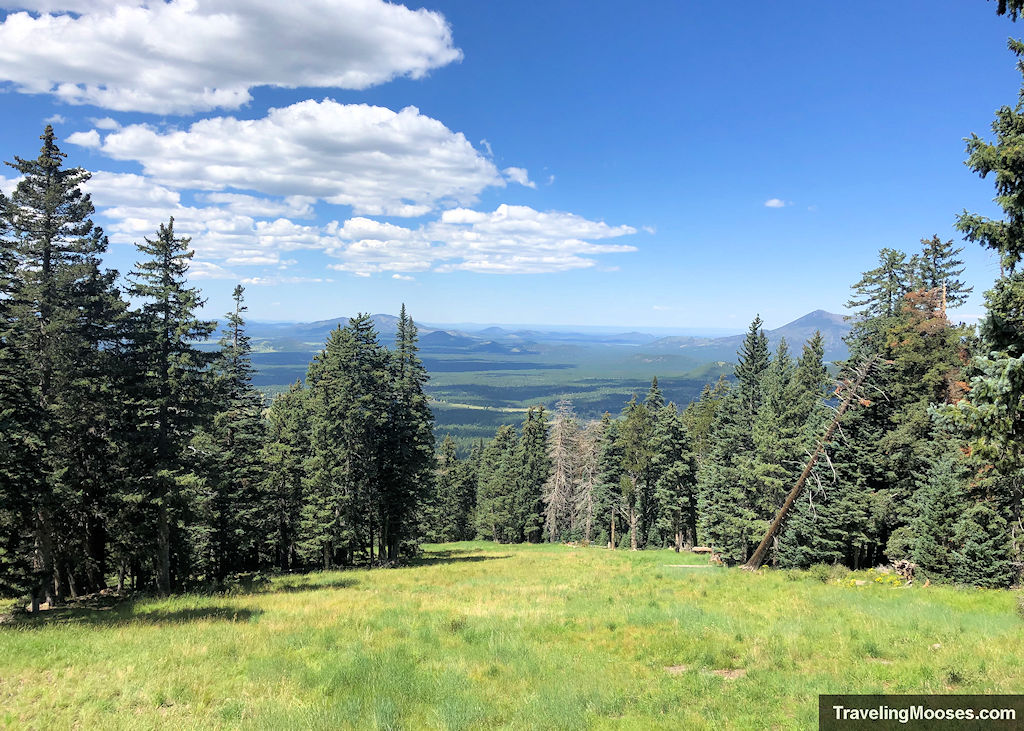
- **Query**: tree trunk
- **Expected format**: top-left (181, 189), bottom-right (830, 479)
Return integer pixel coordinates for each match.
top-left (610, 513), bottom-right (615, 549)
top-left (674, 531), bottom-right (682, 553)
top-left (629, 507), bottom-right (638, 551)
top-left (34, 514), bottom-right (56, 609)
top-left (157, 501), bottom-right (171, 595)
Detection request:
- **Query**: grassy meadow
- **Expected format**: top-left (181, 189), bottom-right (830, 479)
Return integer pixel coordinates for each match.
top-left (1, 542), bottom-right (1022, 729)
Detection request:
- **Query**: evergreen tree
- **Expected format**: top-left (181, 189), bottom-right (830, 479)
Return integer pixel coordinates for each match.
top-left (917, 235), bottom-right (971, 309)
top-left (301, 316), bottom-right (390, 566)
top-left (381, 305), bottom-right (434, 559)
top-left (202, 285), bottom-right (267, 579)
top-left (950, 504), bottom-right (1016, 587)
top-left (261, 381), bottom-right (308, 571)
top-left (696, 317), bottom-right (771, 562)
top-left (426, 436), bottom-right (461, 542)
top-left (651, 404), bottom-right (698, 550)
top-left (595, 413), bottom-right (623, 547)
top-left (125, 218), bottom-right (216, 594)
top-left (910, 446), bottom-right (969, 580)
top-left (618, 395), bottom-right (654, 549)
top-left (0, 201), bottom-right (37, 599)
top-left (513, 406), bottom-right (551, 543)
top-left (2, 126), bottom-right (126, 606)
top-left (847, 249), bottom-right (914, 321)
top-left (475, 425), bottom-right (517, 542)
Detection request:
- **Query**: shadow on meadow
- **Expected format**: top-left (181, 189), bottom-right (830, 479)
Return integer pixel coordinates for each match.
top-left (273, 577), bottom-right (359, 593)
top-left (7, 597), bottom-right (262, 629)
top-left (408, 550), bottom-right (512, 567)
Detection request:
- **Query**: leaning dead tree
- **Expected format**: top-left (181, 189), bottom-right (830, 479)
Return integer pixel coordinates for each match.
top-left (743, 355), bottom-right (880, 570)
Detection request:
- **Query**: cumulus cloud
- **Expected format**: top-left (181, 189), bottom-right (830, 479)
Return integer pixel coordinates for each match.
top-left (391, 274), bottom-right (415, 281)
top-left (83, 171), bottom-right (180, 207)
top-left (328, 203), bottom-right (638, 275)
top-left (89, 117), bottom-right (121, 130)
top-left (0, 0), bottom-right (462, 114)
top-left (189, 260), bottom-right (238, 280)
top-left (43, 113), bottom-right (65, 124)
top-left (66, 129), bottom-right (100, 148)
top-left (764, 198), bottom-right (788, 208)
top-left (502, 166), bottom-right (535, 188)
top-left (73, 100), bottom-right (508, 216)
top-left (200, 193), bottom-right (315, 219)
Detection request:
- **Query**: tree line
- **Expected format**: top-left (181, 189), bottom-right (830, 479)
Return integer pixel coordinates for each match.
top-left (0, 128), bottom-right (433, 609)
top-left (422, 235), bottom-right (1019, 588)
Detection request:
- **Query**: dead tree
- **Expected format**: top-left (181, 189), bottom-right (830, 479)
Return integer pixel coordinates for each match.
top-left (543, 400), bottom-right (579, 542)
top-left (743, 355), bottom-right (879, 571)
top-left (572, 420), bottom-right (601, 544)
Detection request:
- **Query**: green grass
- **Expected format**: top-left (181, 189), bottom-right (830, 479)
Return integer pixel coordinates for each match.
top-left (1, 542), bottom-right (1021, 729)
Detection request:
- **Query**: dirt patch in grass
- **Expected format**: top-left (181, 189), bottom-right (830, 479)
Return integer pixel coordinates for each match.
top-left (711, 669), bottom-right (746, 680)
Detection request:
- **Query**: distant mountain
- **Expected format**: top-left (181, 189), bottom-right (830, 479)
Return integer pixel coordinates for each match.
top-left (245, 309), bottom-right (849, 362)
top-left (247, 313), bottom-right (441, 349)
top-left (647, 310), bottom-right (850, 362)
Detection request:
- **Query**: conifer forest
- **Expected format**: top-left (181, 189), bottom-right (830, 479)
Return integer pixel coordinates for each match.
top-left (4, 1), bottom-right (1024, 728)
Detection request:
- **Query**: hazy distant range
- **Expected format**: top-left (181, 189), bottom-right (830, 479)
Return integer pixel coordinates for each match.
top-left (242, 310), bottom-right (850, 446)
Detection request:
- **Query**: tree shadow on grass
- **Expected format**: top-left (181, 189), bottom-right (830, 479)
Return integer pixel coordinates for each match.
top-left (6, 599), bottom-right (262, 629)
top-left (272, 577), bottom-right (359, 593)
top-left (408, 551), bottom-right (512, 567)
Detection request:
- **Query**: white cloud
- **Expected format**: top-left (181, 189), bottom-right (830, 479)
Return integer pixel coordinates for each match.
top-left (502, 166), bottom-right (535, 188)
top-left (392, 274), bottom-right (415, 281)
top-left (75, 100), bottom-right (505, 216)
top-left (764, 198), bottom-right (788, 208)
top-left (0, 175), bottom-right (20, 196)
top-left (328, 203), bottom-right (638, 275)
top-left (66, 129), bottom-right (100, 148)
top-left (241, 275), bottom-right (332, 286)
top-left (189, 260), bottom-right (237, 280)
top-left (89, 116), bottom-right (121, 130)
top-left (83, 171), bottom-right (180, 207)
top-left (0, 0), bottom-right (462, 114)
top-left (200, 193), bottom-right (314, 219)
top-left (43, 113), bottom-right (65, 124)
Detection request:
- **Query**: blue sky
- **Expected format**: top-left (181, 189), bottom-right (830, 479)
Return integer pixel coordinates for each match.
top-left (0, 0), bottom-right (1018, 329)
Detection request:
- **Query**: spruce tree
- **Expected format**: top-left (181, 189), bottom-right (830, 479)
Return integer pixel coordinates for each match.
top-left (618, 395), bottom-right (654, 549)
top-left (125, 218), bottom-right (216, 594)
top-left (651, 404), bottom-right (698, 550)
top-left (475, 425), bottom-right (517, 542)
top-left (302, 316), bottom-right (390, 566)
top-left (261, 381), bottom-right (309, 571)
top-left (381, 305), bottom-right (434, 559)
top-left (203, 285), bottom-right (267, 579)
top-left (2, 126), bottom-right (126, 606)
top-left (917, 235), bottom-right (971, 309)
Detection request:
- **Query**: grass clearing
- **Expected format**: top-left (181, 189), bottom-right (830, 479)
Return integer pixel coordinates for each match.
top-left (1, 542), bottom-right (1021, 729)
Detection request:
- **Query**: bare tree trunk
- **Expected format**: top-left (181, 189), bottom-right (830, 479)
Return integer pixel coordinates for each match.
top-left (744, 356), bottom-right (877, 570)
top-left (629, 507), bottom-right (638, 551)
top-left (610, 514), bottom-right (615, 549)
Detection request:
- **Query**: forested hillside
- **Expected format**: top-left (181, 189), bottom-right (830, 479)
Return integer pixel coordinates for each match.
top-left (5, 4), bottom-right (1024, 612)
top-left (0, 130), bottom-right (434, 607)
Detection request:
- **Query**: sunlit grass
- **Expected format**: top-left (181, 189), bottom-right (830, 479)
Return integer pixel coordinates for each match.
top-left (1, 542), bottom-right (1021, 729)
